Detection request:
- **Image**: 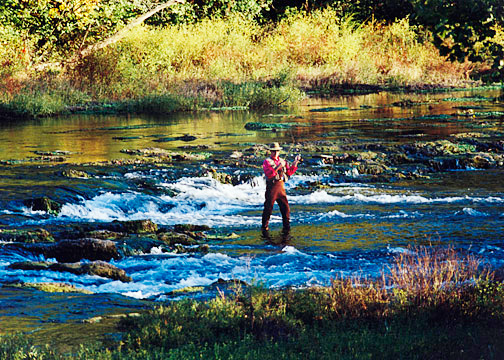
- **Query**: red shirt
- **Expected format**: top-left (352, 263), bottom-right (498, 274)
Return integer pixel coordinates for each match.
top-left (263, 157), bottom-right (298, 180)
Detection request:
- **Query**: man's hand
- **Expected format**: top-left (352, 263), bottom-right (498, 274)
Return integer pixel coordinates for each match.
top-left (294, 154), bottom-right (302, 165)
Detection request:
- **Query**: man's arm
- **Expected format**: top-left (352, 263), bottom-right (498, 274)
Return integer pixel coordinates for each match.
top-left (286, 155), bottom-right (302, 176)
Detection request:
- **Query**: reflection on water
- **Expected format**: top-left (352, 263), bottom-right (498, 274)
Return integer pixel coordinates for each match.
top-left (0, 89), bottom-right (501, 163)
top-left (0, 88), bottom-right (503, 298)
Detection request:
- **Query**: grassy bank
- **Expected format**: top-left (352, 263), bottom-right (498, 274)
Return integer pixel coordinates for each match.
top-left (1, 246), bottom-right (504, 359)
top-left (0, 9), bottom-right (476, 119)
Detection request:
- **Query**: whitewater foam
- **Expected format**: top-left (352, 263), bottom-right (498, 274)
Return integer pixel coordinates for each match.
top-left (35, 175), bottom-right (502, 228)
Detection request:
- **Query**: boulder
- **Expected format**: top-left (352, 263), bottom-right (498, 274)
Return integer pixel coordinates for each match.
top-left (45, 238), bottom-right (119, 262)
top-left (81, 261), bottom-right (132, 282)
top-left (9, 260), bottom-right (131, 282)
top-left (23, 197), bottom-right (62, 215)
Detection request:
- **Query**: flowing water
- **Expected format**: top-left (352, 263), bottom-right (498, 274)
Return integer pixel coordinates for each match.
top-left (0, 88), bottom-right (503, 301)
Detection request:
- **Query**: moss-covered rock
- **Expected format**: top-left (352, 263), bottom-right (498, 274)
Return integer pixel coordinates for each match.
top-left (9, 260), bottom-right (131, 282)
top-left (23, 197), bottom-right (62, 215)
top-left (0, 228), bottom-right (54, 243)
top-left (112, 220), bottom-right (158, 234)
top-left (207, 169), bottom-right (233, 184)
top-left (120, 147), bottom-right (210, 162)
top-left (80, 261), bottom-right (132, 282)
top-left (356, 163), bottom-right (390, 175)
top-left (174, 244), bottom-right (210, 254)
top-left (464, 153), bottom-right (500, 169)
top-left (407, 140), bottom-right (476, 157)
top-left (158, 232), bottom-right (199, 246)
top-left (8, 261), bottom-right (52, 271)
top-left (4, 282), bottom-right (93, 294)
top-left (61, 169), bottom-right (91, 178)
top-left (86, 230), bottom-right (126, 240)
top-left (205, 168), bottom-right (256, 186)
top-left (173, 224), bottom-right (211, 233)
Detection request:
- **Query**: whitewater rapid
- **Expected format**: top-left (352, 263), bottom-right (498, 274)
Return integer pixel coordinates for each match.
top-left (2, 172), bottom-right (504, 300)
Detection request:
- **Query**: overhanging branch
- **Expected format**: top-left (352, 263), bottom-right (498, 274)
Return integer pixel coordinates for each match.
top-left (77, 0), bottom-right (185, 59)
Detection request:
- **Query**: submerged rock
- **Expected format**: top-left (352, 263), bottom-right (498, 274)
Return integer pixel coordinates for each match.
top-left (244, 122), bottom-right (294, 130)
top-left (173, 224), bottom-right (211, 233)
top-left (0, 228), bottom-right (54, 243)
top-left (23, 197), bottom-right (62, 215)
top-left (309, 106), bottom-right (349, 112)
top-left (45, 238), bottom-right (120, 262)
top-left (9, 260), bottom-right (131, 282)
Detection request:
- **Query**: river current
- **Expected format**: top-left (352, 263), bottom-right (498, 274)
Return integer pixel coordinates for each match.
top-left (0, 89), bottom-right (503, 300)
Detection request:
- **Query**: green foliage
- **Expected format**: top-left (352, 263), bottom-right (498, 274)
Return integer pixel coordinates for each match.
top-left (0, 334), bottom-right (58, 360)
top-left (148, 0), bottom-right (273, 25)
top-left (0, 25), bottom-right (30, 80)
top-left (0, 0), bottom-right (166, 60)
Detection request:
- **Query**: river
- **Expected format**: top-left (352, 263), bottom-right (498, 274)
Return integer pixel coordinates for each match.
top-left (0, 88), bottom-right (503, 301)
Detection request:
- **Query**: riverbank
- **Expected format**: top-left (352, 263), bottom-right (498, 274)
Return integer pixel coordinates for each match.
top-left (1, 10), bottom-right (484, 120)
top-left (1, 245), bottom-right (504, 359)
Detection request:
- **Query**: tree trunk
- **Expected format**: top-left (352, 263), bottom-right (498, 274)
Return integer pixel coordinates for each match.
top-left (76, 0), bottom-right (185, 60)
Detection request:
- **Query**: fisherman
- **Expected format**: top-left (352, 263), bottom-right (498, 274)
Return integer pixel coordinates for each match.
top-left (262, 142), bottom-right (301, 233)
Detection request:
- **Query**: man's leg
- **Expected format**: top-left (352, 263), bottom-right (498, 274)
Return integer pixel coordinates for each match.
top-left (262, 183), bottom-right (275, 230)
top-left (277, 194), bottom-right (290, 232)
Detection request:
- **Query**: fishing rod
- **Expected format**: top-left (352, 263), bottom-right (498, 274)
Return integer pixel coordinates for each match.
top-left (286, 127), bottom-right (302, 164)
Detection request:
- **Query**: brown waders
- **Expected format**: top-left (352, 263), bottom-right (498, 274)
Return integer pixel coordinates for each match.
top-left (262, 179), bottom-right (290, 232)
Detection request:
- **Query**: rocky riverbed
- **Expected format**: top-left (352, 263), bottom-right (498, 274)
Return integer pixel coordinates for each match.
top-left (1, 88), bottom-right (503, 348)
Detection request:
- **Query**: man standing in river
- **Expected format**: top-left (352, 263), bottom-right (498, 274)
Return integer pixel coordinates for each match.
top-left (262, 142), bottom-right (301, 233)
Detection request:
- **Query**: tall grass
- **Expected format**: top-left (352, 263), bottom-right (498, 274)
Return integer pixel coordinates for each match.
top-left (1, 8), bottom-right (475, 117)
top-left (72, 10), bottom-right (467, 95)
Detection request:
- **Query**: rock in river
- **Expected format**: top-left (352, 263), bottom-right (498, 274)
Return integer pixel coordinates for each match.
top-left (45, 238), bottom-right (120, 262)
top-left (23, 197), bottom-right (62, 215)
top-left (9, 260), bottom-right (131, 282)
top-left (0, 228), bottom-right (54, 243)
